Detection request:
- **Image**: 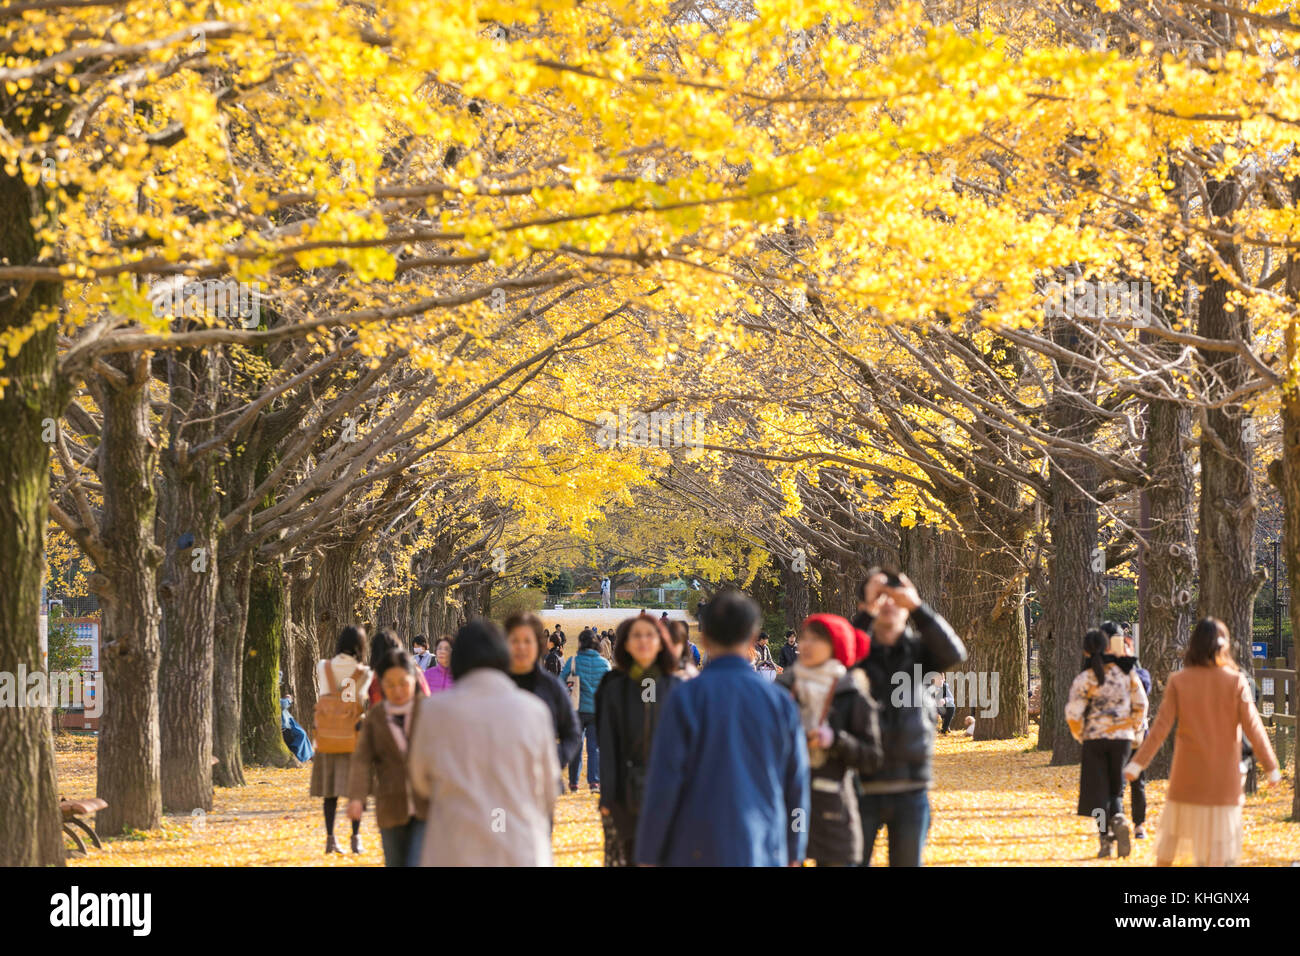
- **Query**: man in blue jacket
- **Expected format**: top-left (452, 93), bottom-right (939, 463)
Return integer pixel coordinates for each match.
top-left (560, 630), bottom-right (612, 792)
top-left (634, 590), bottom-right (810, 866)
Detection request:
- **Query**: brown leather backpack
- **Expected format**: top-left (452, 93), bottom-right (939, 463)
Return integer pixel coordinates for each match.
top-left (314, 662), bottom-right (364, 754)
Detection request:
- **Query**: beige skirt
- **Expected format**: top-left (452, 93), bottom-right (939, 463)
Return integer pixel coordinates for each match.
top-left (1155, 800), bottom-right (1243, 866)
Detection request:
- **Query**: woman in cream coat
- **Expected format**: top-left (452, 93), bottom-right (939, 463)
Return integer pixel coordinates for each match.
top-left (408, 618), bottom-right (560, 866)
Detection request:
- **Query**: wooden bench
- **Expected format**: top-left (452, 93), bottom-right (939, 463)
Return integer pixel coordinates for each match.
top-left (60, 797), bottom-right (108, 854)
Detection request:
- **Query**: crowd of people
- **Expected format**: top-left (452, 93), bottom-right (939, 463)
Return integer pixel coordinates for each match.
top-left (292, 567), bottom-right (1284, 867)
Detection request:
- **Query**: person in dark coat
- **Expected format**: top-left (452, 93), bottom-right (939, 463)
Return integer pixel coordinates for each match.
top-left (595, 614), bottom-right (681, 865)
top-left (504, 613), bottom-right (582, 776)
top-left (543, 635), bottom-right (564, 676)
top-left (850, 569), bottom-right (966, 866)
top-left (775, 614), bottom-right (882, 865)
top-left (1110, 624), bottom-right (1151, 839)
top-left (778, 629), bottom-right (799, 670)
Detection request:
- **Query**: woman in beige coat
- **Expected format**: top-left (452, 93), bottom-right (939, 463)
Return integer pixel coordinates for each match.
top-left (1125, 617), bottom-right (1280, 866)
top-left (407, 618), bottom-right (560, 866)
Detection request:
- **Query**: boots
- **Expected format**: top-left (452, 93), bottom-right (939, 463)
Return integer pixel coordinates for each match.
top-left (325, 835), bottom-right (341, 854)
top-left (1097, 832), bottom-right (1113, 858)
top-left (1111, 814), bottom-right (1132, 858)
top-left (351, 832), bottom-right (363, 854)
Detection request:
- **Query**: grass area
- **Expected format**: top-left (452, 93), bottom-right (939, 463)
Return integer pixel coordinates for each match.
top-left (55, 730), bottom-right (1298, 866)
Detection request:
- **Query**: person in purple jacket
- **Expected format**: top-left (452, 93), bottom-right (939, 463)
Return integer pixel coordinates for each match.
top-left (424, 636), bottom-right (455, 694)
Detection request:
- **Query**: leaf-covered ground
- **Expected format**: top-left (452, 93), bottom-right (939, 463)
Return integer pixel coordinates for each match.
top-left (56, 731), bottom-right (1298, 866)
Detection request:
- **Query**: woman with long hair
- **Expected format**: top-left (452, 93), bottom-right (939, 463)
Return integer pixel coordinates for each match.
top-left (594, 614), bottom-right (681, 865)
top-left (1064, 628), bottom-right (1148, 858)
top-left (665, 619), bottom-right (700, 679)
top-left (310, 625), bottom-right (372, 854)
top-left (1124, 618), bottom-right (1280, 866)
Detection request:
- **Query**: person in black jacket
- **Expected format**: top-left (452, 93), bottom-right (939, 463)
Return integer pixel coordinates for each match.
top-left (776, 614), bottom-right (882, 865)
top-left (850, 568), bottom-right (966, 866)
top-left (543, 635), bottom-right (564, 677)
top-left (778, 629), bottom-right (799, 670)
top-left (504, 613), bottom-right (581, 781)
top-left (594, 613), bottom-right (681, 866)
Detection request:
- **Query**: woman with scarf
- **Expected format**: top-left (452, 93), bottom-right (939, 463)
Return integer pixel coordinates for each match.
top-left (346, 650), bottom-right (428, 866)
top-left (595, 614), bottom-right (681, 865)
top-left (776, 614), bottom-right (882, 865)
top-left (1065, 628), bottom-right (1149, 858)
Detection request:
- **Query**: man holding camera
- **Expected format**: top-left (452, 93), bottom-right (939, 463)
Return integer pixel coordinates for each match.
top-left (850, 568), bottom-right (966, 866)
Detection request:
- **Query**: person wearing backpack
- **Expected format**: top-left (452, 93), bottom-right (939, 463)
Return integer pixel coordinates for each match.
top-left (560, 629), bottom-right (612, 792)
top-left (311, 625), bottom-right (372, 854)
top-left (595, 614), bottom-right (681, 865)
top-left (346, 650), bottom-right (428, 866)
top-left (1065, 628), bottom-right (1148, 859)
top-left (776, 614), bottom-right (882, 866)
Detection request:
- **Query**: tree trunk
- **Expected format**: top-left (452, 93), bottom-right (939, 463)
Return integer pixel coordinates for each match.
top-left (782, 563), bottom-right (810, 631)
top-left (899, 523), bottom-right (948, 618)
top-left (158, 352), bottom-right (219, 812)
top-left (316, 543), bottom-right (359, 653)
top-left (1275, 233), bottom-right (1300, 819)
top-left (213, 539), bottom-right (253, 787)
top-left (1139, 358), bottom-right (1197, 779)
top-left (93, 352), bottom-right (164, 836)
top-left (947, 532), bottom-right (1029, 739)
top-left (290, 565), bottom-right (320, 736)
top-left (1041, 461), bottom-right (1102, 764)
top-left (1196, 174), bottom-right (1262, 666)
top-left (242, 559), bottom-right (297, 766)
top-left (0, 170), bottom-right (65, 865)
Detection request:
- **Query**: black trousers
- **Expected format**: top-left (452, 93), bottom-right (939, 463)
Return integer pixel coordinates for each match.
top-left (1077, 738), bottom-right (1131, 832)
top-left (1130, 770), bottom-right (1146, 826)
top-left (938, 706), bottom-right (956, 733)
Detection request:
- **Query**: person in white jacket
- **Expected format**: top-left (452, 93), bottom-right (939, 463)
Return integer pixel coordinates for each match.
top-left (407, 617), bottom-right (560, 866)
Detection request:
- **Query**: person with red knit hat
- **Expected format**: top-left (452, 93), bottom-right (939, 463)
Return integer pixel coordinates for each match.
top-left (775, 613), bottom-right (882, 865)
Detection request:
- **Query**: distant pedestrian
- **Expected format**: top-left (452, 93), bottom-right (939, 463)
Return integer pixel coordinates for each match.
top-left (560, 629), bottom-right (612, 792)
top-left (778, 629), bottom-right (799, 670)
top-left (411, 635), bottom-right (433, 671)
top-left (423, 636), bottom-right (455, 694)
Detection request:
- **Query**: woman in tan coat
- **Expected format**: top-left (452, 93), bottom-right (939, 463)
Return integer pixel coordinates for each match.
top-left (1124, 618), bottom-right (1280, 866)
top-left (407, 618), bottom-right (560, 866)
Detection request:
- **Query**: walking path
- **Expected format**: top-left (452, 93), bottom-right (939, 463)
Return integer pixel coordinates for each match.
top-left (54, 732), bottom-right (1299, 866)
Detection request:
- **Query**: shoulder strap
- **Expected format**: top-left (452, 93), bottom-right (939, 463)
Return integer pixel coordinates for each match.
top-left (323, 659), bottom-right (340, 694)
